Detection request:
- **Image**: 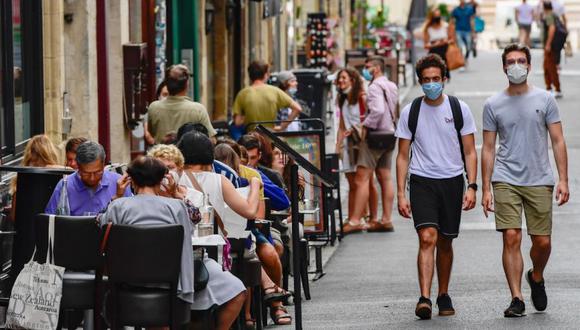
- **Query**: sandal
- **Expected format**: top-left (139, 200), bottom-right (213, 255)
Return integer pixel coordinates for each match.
top-left (263, 286), bottom-right (292, 303)
top-left (270, 305), bottom-right (292, 325)
top-left (367, 220), bottom-right (394, 233)
top-left (343, 220), bottom-right (364, 234)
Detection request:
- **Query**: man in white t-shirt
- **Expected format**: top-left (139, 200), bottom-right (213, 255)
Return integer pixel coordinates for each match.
top-left (516, 0), bottom-right (535, 46)
top-left (395, 54), bottom-right (477, 320)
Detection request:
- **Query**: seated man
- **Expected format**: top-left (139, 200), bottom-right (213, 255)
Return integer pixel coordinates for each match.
top-left (238, 134), bottom-right (290, 211)
top-left (45, 141), bottom-right (132, 215)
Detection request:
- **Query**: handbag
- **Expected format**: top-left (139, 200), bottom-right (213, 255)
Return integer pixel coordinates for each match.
top-left (365, 89), bottom-right (398, 151)
top-left (446, 42), bottom-right (465, 71)
top-left (193, 257), bottom-right (209, 292)
top-left (5, 215), bottom-right (64, 330)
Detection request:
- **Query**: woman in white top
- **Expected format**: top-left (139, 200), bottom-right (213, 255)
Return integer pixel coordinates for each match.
top-left (424, 8), bottom-right (453, 79)
top-left (177, 132), bottom-right (293, 326)
top-left (335, 68), bottom-right (379, 234)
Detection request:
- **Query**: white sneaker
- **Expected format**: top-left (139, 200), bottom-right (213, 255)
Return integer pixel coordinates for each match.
top-left (554, 91), bottom-right (563, 99)
top-left (459, 67), bottom-right (466, 72)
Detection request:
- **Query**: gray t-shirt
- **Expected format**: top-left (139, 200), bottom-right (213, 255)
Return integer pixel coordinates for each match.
top-left (483, 87), bottom-right (560, 186)
top-left (100, 194), bottom-right (194, 303)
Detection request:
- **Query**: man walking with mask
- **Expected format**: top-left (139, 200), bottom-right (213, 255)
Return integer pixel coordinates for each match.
top-left (482, 44), bottom-right (569, 317)
top-left (396, 54), bottom-right (477, 319)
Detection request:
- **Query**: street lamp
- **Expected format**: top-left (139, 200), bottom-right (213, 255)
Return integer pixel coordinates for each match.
top-left (205, 2), bottom-right (215, 34)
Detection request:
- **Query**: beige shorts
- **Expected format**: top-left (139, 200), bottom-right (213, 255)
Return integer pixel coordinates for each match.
top-left (493, 182), bottom-right (553, 236)
top-left (356, 141), bottom-right (393, 170)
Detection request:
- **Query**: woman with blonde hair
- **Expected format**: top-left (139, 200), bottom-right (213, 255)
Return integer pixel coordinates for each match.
top-left (8, 135), bottom-right (61, 221)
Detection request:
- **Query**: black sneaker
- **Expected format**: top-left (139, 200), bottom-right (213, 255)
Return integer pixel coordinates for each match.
top-left (436, 293), bottom-right (455, 316)
top-left (415, 296), bottom-right (432, 320)
top-left (526, 268), bottom-right (547, 311)
top-left (504, 297), bottom-right (526, 317)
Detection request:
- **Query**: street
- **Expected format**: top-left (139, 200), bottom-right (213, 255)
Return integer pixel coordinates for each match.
top-left (280, 49), bottom-right (580, 329)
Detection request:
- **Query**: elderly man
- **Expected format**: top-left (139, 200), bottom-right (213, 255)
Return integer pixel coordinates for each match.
top-left (45, 141), bottom-right (132, 215)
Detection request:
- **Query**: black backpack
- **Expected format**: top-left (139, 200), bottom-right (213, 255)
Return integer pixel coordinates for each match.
top-left (408, 95), bottom-right (466, 170)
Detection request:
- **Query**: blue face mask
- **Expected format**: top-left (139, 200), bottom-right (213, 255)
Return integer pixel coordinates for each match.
top-left (288, 87), bottom-right (298, 96)
top-left (362, 68), bottom-right (373, 81)
top-left (422, 82), bottom-right (444, 100)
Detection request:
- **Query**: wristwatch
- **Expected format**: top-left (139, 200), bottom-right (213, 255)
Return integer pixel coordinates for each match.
top-left (467, 183), bottom-right (478, 191)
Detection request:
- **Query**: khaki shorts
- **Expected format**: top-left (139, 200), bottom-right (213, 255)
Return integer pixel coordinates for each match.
top-left (356, 141), bottom-right (393, 170)
top-left (493, 182), bottom-right (553, 236)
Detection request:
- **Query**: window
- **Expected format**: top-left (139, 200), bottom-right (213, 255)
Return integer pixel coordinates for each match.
top-left (0, 0), bottom-right (43, 163)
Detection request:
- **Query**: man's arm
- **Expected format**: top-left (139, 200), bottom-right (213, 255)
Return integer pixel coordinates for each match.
top-left (548, 122), bottom-right (569, 205)
top-left (461, 133), bottom-right (477, 210)
top-left (396, 138), bottom-right (412, 218)
top-left (362, 85), bottom-right (387, 130)
top-left (481, 130), bottom-right (497, 217)
top-left (277, 100), bottom-right (302, 131)
top-left (545, 24), bottom-right (556, 52)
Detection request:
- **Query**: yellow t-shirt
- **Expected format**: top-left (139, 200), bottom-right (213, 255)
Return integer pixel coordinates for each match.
top-left (232, 84), bottom-right (293, 130)
top-left (238, 165), bottom-right (265, 199)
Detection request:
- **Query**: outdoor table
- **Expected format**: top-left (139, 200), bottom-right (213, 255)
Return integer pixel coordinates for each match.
top-left (192, 234), bottom-right (226, 262)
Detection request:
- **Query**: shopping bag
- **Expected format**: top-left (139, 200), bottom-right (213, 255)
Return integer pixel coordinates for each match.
top-left (446, 43), bottom-right (465, 71)
top-left (5, 215), bottom-right (64, 330)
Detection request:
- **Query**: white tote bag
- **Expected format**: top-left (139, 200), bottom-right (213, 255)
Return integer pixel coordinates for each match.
top-left (5, 215), bottom-right (64, 330)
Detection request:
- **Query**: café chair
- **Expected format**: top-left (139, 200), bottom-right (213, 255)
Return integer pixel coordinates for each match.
top-left (104, 224), bottom-right (190, 330)
top-left (35, 214), bottom-right (103, 330)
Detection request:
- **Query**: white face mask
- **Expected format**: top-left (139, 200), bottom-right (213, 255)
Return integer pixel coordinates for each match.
top-left (506, 63), bottom-right (528, 84)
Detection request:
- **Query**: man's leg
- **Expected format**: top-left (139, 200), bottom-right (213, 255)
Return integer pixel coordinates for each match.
top-left (544, 51), bottom-right (554, 90)
top-left (502, 229), bottom-right (524, 300)
top-left (436, 236), bottom-right (453, 296)
top-left (369, 173), bottom-right (379, 221)
top-left (376, 167), bottom-right (394, 224)
top-left (350, 166), bottom-right (374, 223)
top-left (529, 235), bottom-right (551, 282)
top-left (418, 227), bottom-right (438, 298)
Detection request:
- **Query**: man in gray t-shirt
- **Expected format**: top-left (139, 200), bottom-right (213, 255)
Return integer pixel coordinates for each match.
top-left (481, 44), bottom-right (569, 318)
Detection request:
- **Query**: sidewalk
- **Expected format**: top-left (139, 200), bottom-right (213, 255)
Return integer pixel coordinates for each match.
top-left (278, 49), bottom-right (580, 329)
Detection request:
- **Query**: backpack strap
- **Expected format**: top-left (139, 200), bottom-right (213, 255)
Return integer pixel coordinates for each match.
top-left (408, 96), bottom-right (423, 143)
top-left (448, 95), bottom-right (466, 172)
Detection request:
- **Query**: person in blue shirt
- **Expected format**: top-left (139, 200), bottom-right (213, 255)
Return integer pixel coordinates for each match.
top-left (237, 134), bottom-right (290, 211)
top-left (451, 0), bottom-right (475, 67)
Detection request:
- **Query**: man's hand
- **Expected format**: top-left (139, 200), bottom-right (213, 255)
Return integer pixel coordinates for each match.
top-left (556, 180), bottom-right (570, 206)
top-left (545, 45), bottom-right (552, 53)
top-left (397, 195), bottom-right (412, 219)
top-left (115, 173), bottom-right (131, 199)
top-left (463, 188), bottom-right (476, 211)
top-left (482, 190), bottom-right (494, 218)
top-left (360, 126), bottom-right (367, 141)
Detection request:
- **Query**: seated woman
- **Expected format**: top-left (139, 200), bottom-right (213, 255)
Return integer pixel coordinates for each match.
top-left (212, 141), bottom-right (293, 327)
top-left (100, 156), bottom-right (246, 330)
top-left (8, 134), bottom-right (62, 222)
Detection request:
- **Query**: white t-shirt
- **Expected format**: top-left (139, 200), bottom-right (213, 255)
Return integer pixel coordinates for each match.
top-left (516, 3), bottom-right (535, 25)
top-left (396, 95), bottom-right (477, 179)
top-left (427, 22), bottom-right (449, 42)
